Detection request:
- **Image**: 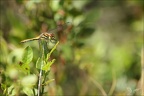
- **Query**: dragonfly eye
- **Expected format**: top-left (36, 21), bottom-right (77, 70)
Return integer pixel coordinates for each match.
top-left (50, 36), bottom-right (57, 43)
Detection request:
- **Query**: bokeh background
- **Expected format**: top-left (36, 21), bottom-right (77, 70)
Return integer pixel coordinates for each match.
top-left (0, 0), bottom-right (143, 95)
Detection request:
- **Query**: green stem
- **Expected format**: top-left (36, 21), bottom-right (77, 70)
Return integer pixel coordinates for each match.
top-left (41, 71), bottom-right (50, 94)
top-left (33, 88), bottom-right (36, 96)
top-left (37, 39), bottom-right (44, 96)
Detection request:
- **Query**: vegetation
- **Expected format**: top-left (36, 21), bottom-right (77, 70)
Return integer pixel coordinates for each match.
top-left (0, 0), bottom-right (143, 95)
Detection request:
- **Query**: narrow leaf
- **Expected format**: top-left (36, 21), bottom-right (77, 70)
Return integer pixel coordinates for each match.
top-left (42, 79), bottom-right (55, 86)
top-left (46, 41), bottom-right (59, 60)
top-left (42, 59), bottom-right (55, 71)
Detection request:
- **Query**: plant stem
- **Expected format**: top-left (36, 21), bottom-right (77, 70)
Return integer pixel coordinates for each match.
top-left (108, 70), bottom-right (116, 95)
top-left (41, 71), bottom-right (49, 94)
top-left (89, 76), bottom-right (107, 96)
top-left (38, 66), bottom-right (43, 96)
top-left (37, 39), bottom-right (45, 96)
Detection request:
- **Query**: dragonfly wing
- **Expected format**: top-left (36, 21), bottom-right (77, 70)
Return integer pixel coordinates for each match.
top-left (47, 28), bottom-right (58, 34)
top-left (47, 22), bottom-right (71, 34)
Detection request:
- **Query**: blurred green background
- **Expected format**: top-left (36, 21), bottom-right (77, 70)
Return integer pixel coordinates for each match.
top-left (0, 0), bottom-right (143, 95)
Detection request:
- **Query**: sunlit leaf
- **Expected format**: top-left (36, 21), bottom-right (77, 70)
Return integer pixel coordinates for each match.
top-left (22, 46), bottom-right (33, 64)
top-left (17, 61), bottom-right (30, 74)
top-left (36, 57), bottom-right (45, 69)
top-left (42, 79), bottom-right (55, 86)
top-left (21, 63), bottom-right (30, 74)
top-left (17, 46), bottom-right (33, 74)
top-left (42, 59), bottom-right (55, 71)
top-left (7, 67), bottom-right (18, 79)
top-left (21, 75), bottom-right (37, 87)
top-left (23, 87), bottom-right (33, 96)
top-left (1, 83), bottom-right (7, 95)
top-left (8, 85), bottom-right (16, 96)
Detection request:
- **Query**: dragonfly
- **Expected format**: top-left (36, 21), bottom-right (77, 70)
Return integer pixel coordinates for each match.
top-left (21, 22), bottom-right (70, 43)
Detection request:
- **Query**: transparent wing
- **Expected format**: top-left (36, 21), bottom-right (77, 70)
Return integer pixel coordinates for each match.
top-left (46, 22), bottom-right (71, 34)
top-left (21, 22), bottom-right (71, 43)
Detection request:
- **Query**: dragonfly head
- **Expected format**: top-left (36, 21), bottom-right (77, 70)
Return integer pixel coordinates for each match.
top-left (49, 34), bottom-right (57, 43)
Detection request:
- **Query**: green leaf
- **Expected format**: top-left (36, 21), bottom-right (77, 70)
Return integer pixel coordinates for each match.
top-left (22, 46), bottom-right (33, 64)
top-left (18, 46), bottom-right (32, 74)
top-left (42, 59), bottom-right (55, 71)
top-left (42, 79), bottom-right (55, 86)
top-left (36, 57), bottom-right (45, 69)
top-left (1, 83), bottom-right (7, 95)
top-left (21, 75), bottom-right (37, 87)
top-left (18, 62), bottom-right (30, 74)
top-left (1, 83), bottom-right (6, 90)
top-left (21, 63), bottom-right (30, 74)
top-left (8, 85), bottom-right (16, 95)
top-left (23, 87), bottom-right (33, 96)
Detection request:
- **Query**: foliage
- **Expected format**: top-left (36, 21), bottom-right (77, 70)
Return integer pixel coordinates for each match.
top-left (1, 38), bottom-right (58, 95)
top-left (0, 0), bottom-right (143, 95)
